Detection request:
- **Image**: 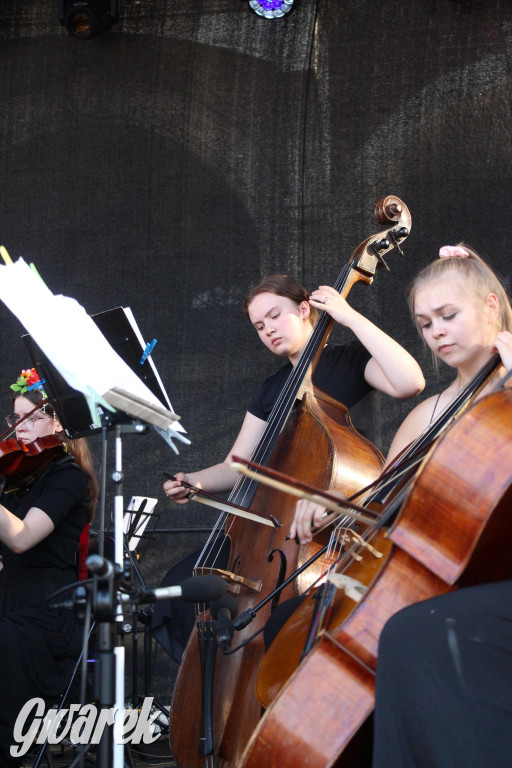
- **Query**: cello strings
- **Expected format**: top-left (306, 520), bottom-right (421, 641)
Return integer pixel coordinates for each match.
top-left (197, 349), bottom-right (496, 608)
top-left (304, 356), bottom-right (503, 639)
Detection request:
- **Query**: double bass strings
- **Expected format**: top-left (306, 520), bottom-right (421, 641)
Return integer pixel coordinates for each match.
top-left (194, 260), bottom-right (355, 576)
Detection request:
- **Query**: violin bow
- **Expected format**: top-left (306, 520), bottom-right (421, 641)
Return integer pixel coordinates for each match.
top-left (0, 397), bottom-right (51, 441)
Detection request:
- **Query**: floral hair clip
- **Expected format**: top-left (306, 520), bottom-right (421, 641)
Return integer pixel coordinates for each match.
top-left (439, 245), bottom-right (470, 259)
top-left (10, 368), bottom-right (47, 397)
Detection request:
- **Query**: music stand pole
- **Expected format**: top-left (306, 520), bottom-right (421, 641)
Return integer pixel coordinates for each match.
top-left (97, 423), bottom-right (109, 558)
top-left (95, 421), bottom-right (134, 768)
top-left (112, 422), bottom-right (128, 768)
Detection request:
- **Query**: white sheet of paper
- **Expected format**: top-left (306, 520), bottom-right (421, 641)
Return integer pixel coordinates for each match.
top-left (0, 258), bottom-right (185, 436)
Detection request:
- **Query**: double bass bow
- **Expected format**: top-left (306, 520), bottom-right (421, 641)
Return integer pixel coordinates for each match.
top-left (169, 196), bottom-right (412, 768)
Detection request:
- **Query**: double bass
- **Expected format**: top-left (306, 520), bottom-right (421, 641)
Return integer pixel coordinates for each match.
top-left (169, 196), bottom-right (412, 768)
top-left (239, 383), bottom-right (512, 768)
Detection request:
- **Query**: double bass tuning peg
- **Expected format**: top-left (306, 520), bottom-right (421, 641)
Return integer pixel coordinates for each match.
top-left (388, 226), bottom-right (410, 258)
top-left (370, 237), bottom-right (391, 270)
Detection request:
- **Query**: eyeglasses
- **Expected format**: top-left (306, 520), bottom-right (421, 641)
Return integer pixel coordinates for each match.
top-left (5, 413), bottom-right (46, 430)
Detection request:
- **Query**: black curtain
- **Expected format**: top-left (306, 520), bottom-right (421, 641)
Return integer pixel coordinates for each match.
top-left (1, 0), bottom-right (511, 694)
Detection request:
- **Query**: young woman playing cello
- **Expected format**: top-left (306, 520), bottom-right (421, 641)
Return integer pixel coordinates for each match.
top-left (371, 245), bottom-right (512, 768)
top-left (291, 244), bottom-right (512, 543)
top-left (281, 245), bottom-right (512, 766)
top-left (0, 369), bottom-right (98, 767)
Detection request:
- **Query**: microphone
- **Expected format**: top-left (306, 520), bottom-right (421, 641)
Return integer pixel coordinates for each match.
top-left (142, 575), bottom-right (227, 604)
top-left (211, 593), bottom-right (239, 651)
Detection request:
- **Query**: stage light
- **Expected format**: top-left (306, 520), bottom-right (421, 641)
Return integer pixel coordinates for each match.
top-left (247, 0), bottom-right (295, 18)
top-left (58, 0), bottom-right (119, 39)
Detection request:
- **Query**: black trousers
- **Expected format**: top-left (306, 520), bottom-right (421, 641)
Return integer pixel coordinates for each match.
top-left (372, 580), bottom-right (512, 768)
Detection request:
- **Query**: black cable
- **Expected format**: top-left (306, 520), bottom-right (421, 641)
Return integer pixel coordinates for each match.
top-left (45, 578), bottom-right (94, 607)
top-left (31, 616), bottom-right (94, 768)
top-left (66, 742), bottom-right (92, 768)
top-left (78, 603), bottom-right (94, 768)
top-left (220, 625), bottom-right (264, 655)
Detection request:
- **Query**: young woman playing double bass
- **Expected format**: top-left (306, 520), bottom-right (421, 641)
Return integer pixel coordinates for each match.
top-left (0, 370), bottom-right (98, 767)
top-left (164, 273), bottom-right (424, 504)
top-left (157, 274), bottom-right (424, 662)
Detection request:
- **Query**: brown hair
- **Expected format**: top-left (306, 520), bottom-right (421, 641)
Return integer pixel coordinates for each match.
top-left (243, 273), bottom-right (318, 325)
top-left (408, 244), bottom-right (512, 334)
top-left (13, 389), bottom-right (99, 524)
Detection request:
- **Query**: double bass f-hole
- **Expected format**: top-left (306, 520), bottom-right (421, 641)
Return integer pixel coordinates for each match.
top-left (267, 547), bottom-right (287, 612)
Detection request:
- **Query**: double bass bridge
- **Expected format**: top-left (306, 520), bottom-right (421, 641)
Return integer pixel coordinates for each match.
top-left (195, 566), bottom-right (263, 595)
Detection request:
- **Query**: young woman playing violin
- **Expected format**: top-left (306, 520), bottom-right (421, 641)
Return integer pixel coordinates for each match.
top-left (0, 369), bottom-right (98, 767)
top-left (291, 244), bottom-right (512, 544)
top-left (156, 274), bottom-right (424, 662)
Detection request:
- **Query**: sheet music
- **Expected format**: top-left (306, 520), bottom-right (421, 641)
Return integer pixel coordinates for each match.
top-left (0, 258), bottom-right (187, 440)
top-left (124, 496), bottom-right (157, 551)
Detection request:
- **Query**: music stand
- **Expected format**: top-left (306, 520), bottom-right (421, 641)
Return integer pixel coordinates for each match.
top-left (123, 496), bottom-right (159, 556)
top-left (0, 262), bottom-right (188, 768)
top-left (21, 306), bottom-right (174, 439)
top-left (118, 497), bottom-right (163, 715)
top-left (21, 308), bottom-right (178, 768)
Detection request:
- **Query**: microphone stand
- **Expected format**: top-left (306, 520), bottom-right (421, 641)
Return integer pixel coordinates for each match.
top-left (229, 541), bottom-right (332, 639)
top-left (92, 419), bottom-right (148, 768)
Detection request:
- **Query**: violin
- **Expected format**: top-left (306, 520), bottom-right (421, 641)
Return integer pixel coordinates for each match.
top-left (0, 435), bottom-right (65, 491)
top-left (0, 397), bottom-right (66, 490)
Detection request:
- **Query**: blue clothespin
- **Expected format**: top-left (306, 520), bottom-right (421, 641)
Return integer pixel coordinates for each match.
top-left (140, 338), bottom-right (157, 365)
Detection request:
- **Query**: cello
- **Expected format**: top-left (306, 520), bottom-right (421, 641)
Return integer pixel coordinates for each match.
top-left (169, 196), bottom-right (412, 768)
top-left (253, 353), bottom-right (502, 709)
top-left (239, 383), bottom-right (512, 768)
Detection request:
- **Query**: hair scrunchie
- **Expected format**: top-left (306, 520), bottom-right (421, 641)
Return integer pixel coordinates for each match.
top-left (439, 245), bottom-right (469, 259)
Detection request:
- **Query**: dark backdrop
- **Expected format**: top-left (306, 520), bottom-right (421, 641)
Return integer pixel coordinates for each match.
top-left (1, 0), bottom-right (511, 699)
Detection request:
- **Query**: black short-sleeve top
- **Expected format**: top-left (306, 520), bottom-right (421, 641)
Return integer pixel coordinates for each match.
top-left (247, 341), bottom-right (373, 421)
top-left (0, 454), bottom-right (89, 573)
